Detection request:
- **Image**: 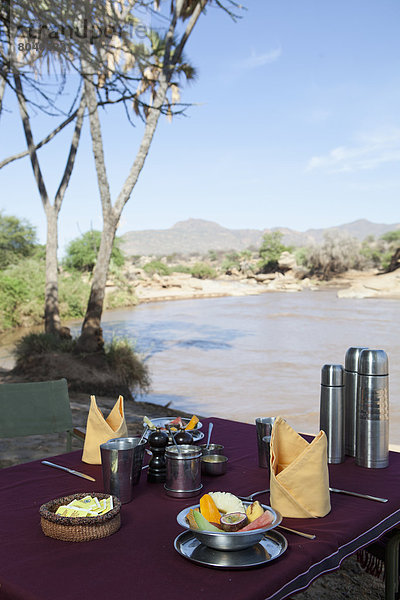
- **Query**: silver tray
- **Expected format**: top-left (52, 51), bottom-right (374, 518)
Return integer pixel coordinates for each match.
top-left (174, 529), bottom-right (287, 569)
top-left (144, 417), bottom-right (204, 443)
top-left (150, 417), bottom-right (203, 431)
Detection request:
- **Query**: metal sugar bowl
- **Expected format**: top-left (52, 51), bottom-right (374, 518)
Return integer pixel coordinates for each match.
top-left (164, 445), bottom-right (203, 498)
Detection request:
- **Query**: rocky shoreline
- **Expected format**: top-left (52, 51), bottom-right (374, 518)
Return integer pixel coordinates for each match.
top-left (117, 259), bottom-right (400, 305)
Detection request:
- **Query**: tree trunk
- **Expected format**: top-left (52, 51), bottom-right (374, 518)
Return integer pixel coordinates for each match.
top-left (44, 206), bottom-right (61, 334)
top-left (76, 220), bottom-right (117, 353)
top-left (77, 2), bottom-right (206, 352)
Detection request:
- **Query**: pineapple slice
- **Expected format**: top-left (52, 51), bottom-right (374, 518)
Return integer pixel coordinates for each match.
top-left (208, 492), bottom-right (245, 515)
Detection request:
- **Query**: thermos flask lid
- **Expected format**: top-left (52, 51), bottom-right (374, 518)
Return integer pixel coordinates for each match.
top-left (321, 364), bottom-right (344, 386)
top-left (345, 346), bottom-right (368, 372)
top-left (358, 349), bottom-right (388, 376)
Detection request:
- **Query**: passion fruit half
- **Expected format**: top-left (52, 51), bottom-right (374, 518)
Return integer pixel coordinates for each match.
top-left (220, 512), bottom-right (248, 532)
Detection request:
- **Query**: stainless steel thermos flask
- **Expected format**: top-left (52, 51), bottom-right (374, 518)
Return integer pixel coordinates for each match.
top-left (356, 349), bottom-right (389, 469)
top-left (344, 347), bottom-right (368, 457)
top-left (320, 364), bottom-right (345, 464)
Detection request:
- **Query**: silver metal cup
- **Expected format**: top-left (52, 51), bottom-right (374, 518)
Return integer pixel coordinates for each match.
top-left (164, 444), bottom-right (202, 498)
top-left (255, 417), bottom-right (275, 468)
top-left (356, 349), bottom-right (389, 469)
top-left (100, 438), bottom-right (136, 504)
top-left (115, 436), bottom-right (146, 485)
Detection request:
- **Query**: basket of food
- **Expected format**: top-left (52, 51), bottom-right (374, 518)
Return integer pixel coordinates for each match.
top-left (40, 492), bottom-right (121, 542)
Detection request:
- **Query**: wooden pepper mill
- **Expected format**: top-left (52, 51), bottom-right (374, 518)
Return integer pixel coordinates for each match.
top-left (147, 429), bottom-right (169, 483)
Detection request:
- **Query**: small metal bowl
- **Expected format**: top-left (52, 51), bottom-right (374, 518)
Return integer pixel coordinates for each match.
top-left (198, 443), bottom-right (225, 456)
top-left (201, 454), bottom-right (228, 476)
top-left (176, 502), bottom-right (282, 551)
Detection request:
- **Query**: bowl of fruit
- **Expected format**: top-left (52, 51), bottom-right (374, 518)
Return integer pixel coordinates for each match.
top-left (176, 491), bottom-right (282, 551)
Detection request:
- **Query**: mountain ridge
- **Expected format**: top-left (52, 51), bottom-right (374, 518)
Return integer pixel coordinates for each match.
top-left (120, 218), bottom-right (400, 257)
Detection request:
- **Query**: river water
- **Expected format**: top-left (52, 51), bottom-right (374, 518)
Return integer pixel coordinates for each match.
top-left (1, 289), bottom-right (399, 443)
top-left (81, 289), bottom-right (400, 444)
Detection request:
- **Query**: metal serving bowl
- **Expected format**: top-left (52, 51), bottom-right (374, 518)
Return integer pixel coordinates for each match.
top-left (176, 502), bottom-right (282, 551)
top-left (201, 454), bottom-right (228, 475)
top-left (199, 443), bottom-right (225, 456)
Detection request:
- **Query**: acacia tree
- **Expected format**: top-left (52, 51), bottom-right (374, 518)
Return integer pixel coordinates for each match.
top-left (0, 0), bottom-right (152, 334)
top-left (77, 0), bottom-right (241, 352)
top-left (1, 0), bottom-right (241, 346)
top-left (0, 1), bottom-right (87, 334)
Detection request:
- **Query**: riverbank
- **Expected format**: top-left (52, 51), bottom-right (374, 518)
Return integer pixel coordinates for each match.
top-left (121, 265), bottom-right (400, 304)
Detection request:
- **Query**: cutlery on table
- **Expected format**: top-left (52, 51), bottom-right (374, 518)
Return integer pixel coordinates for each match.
top-left (237, 489), bottom-right (269, 502)
top-left (41, 460), bottom-right (96, 482)
top-left (276, 525), bottom-right (316, 540)
top-left (329, 487), bottom-right (388, 503)
top-left (206, 422), bottom-right (214, 449)
top-left (237, 491), bottom-right (316, 540)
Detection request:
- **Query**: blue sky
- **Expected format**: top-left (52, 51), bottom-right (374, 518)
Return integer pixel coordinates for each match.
top-left (1, 0), bottom-right (399, 254)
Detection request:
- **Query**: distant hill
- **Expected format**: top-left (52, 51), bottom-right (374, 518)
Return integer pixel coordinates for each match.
top-left (120, 218), bottom-right (400, 257)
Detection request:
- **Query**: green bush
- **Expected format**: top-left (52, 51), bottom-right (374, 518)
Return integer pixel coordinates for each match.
top-left (13, 332), bottom-right (74, 364)
top-left (105, 337), bottom-right (151, 394)
top-left (381, 230), bottom-right (400, 244)
top-left (64, 230), bottom-right (125, 272)
top-left (106, 288), bottom-right (138, 310)
top-left (0, 258), bottom-right (46, 330)
top-left (190, 262), bottom-right (217, 279)
top-left (58, 272), bottom-right (91, 319)
top-left (0, 212), bottom-right (38, 269)
top-left (258, 232), bottom-right (289, 273)
top-left (221, 251), bottom-right (240, 273)
top-left (143, 260), bottom-right (171, 276)
top-left (169, 264), bottom-right (191, 274)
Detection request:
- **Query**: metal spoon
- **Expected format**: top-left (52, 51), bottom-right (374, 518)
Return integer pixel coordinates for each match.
top-left (139, 425), bottom-right (149, 445)
top-left (206, 422), bottom-right (214, 449)
top-left (237, 489), bottom-right (269, 502)
top-left (167, 425), bottom-right (181, 453)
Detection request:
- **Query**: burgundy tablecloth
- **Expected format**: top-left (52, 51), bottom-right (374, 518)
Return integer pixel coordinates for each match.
top-left (1, 417), bottom-right (400, 600)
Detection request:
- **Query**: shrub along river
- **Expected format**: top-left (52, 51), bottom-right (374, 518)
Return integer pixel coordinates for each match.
top-left (1, 289), bottom-right (398, 444)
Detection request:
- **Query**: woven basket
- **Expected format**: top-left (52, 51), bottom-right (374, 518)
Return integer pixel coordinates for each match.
top-left (40, 492), bottom-right (121, 542)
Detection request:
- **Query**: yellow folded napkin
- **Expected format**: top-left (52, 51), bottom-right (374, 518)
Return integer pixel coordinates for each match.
top-left (82, 395), bottom-right (128, 464)
top-left (269, 416), bottom-right (331, 518)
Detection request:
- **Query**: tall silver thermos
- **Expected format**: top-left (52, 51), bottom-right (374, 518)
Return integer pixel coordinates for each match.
top-left (320, 364), bottom-right (345, 464)
top-left (344, 347), bottom-right (368, 457)
top-left (356, 349), bottom-right (389, 469)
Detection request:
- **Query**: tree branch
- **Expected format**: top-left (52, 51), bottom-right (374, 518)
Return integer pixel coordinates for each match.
top-left (113, 1), bottom-right (206, 218)
top-left (83, 63), bottom-right (113, 220)
top-left (13, 70), bottom-right (50, 210)
top-left (54, 92), bottom-right (86, 213)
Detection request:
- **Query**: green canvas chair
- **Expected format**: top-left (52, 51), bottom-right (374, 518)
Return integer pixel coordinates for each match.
top-left (0, 378), bottom-right (85, 452)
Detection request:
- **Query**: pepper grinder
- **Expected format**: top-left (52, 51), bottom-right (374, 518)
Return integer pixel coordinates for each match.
top-left (174, 429), bottom-right (193, 445)
top-left (147, 429), bottom-right (168, 483)
top-left (319, 364), bottom-right (345, 464)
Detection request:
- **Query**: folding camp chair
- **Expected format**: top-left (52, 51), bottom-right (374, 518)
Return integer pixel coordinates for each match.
top-left (0, 378), bottom-right (84, 452)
